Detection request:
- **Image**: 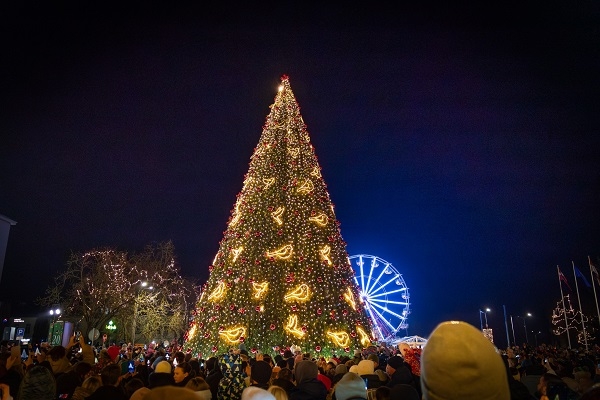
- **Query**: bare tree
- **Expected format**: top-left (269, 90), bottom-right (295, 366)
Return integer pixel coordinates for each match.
top-left (38, 241), bottom-right (199, 344)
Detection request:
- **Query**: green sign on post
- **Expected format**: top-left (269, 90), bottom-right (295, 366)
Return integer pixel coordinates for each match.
top-left (48, 321), bottom-right (64, 346)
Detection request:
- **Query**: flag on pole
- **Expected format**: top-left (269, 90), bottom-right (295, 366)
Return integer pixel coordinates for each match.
top-left (574, 266), bottom-right (592, 288)
top-left (558, 268), bottom-right (572, 291)
top-left (590, 257), bottom-right (599, 276)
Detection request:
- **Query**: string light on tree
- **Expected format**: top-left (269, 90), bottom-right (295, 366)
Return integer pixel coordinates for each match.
top-left (184, 76), bottom-right (373, 357)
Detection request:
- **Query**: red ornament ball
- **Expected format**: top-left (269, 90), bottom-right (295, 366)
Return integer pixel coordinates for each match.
top-left (270, 324), bottom-right (276, 330)
top-left (211, 346), bottom-right (217, 352)
top-left (315, 346), bottom-right (321, 352)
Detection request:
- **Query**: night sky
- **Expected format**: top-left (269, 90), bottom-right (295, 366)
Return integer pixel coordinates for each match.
top-left (1, 2), bottom-right (599, 348)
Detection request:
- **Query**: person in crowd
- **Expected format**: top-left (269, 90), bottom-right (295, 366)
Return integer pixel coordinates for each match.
top-left (204, 356), bottom-right (222, 400)
top-left (331, 364), bottom-right (348, 386)
top-left (185, 376), bottom-right (212, 399)
top-left (316, 366), bottom-right (332, 392)
top-left (355, 359), bottom-right (381, 390)
top-left (242, 386), bottom-right (276, 400)
top-left (124, 377), bottom-right (146, 399)
top-left (271, 367), bottom-right (295, 395)
top-left (537, 372), bottom-right (579, 400)
top-left (218, 351), bottom-right (247, 399)
top-left (289, 360), bottom-right (327, 400)
top-left (55, 361), bottom-right (92, 399)
top-left (573, 367), bottom-right (594, 396)
top-left (283, 350), bottom-right (295, 371)
top-left (501, 356), bottom-right (536, 400)
top-left (0, 383), bottom-right (12, 400)
top-left (398, 343), bottom-right (421, 376)
top-left (0, 352), bottom-right (22, 398)
top-left (374, 386), bottom-right (390, 400)
top-left (174, 361), bottom-right (193, 387)
top-left (71, 375), bottom-right (102, 400)
top-left (86, 363), bottom-right (127, 400)
top-left (366, 354), bottom-right (388, 386)
top-left (332, 371), bottom-right (367, 400)
top-left (388, 384), bottom-right (420, 400)
top-left (189, 359), bottom-right (202, 379)
top-left (144, 385), bottom-right (201, 400)
top-left (250, 360), bottom-right (273, 390)
top-left (148, 360), bottom-right (174, 388)
top-left (174, 351), bottom-right (186, 366)
top-left (268, 385), bottom-right (289, 400)
top-left (16, 364), bottom-right (56, 400)
top-left (384, 356), bottom-right (415, 389)
top-left (420, 320), bottom-right (510, 400)
top-left (129, 386), bottom-right (151, 400)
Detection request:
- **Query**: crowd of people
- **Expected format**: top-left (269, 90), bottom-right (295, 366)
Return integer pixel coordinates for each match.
top-left (2, 320), bottom-right (600, 399)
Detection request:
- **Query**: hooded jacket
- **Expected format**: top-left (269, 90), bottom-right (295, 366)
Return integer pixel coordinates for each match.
top-left (289, 360), bottom-right (327, 400)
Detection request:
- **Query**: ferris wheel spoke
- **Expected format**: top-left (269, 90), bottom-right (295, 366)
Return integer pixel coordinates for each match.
top-left (366, 307), bottom-right (386, 340)
top-left (369, 274), bottom-right (404, 297)
top-left (369, 299), bottom-right (409, 306)
top-left (366, 266), bottom-right (392, 295)
top-left (357, 255), bottom-right (366, 295)
top-left (369, 304), bottom-right (399, 331)
top-left (369, 286), bottom-right (408, 298)
top-left (370, 302), bottom-right (407, 322)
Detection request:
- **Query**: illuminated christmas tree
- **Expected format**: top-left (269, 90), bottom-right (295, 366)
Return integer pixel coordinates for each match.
top-left (184, 76), bottom-right (373, 357)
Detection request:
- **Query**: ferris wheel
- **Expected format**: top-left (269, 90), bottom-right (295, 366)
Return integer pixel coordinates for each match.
top-left (349, 254), bottom-right (411, 343)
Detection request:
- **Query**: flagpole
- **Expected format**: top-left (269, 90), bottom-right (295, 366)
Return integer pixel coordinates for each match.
top-left (589, 255), bottom-right (600, 328)
top-left (573, 261), bottom-right (588, 351)
top-left (558, 265), bottom-right (571, 348)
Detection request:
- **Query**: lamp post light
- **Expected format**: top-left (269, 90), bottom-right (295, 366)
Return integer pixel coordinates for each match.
top-left (49, 306), bottom-right (61, 346)
top-left (523, 313), bottom-right (532, 344)
top-left (479, 308), bottom-right (491, 330)
top-left (132, 282), bottom-right (154, 344)
top-left (514, 313), bottom-right (532, 345)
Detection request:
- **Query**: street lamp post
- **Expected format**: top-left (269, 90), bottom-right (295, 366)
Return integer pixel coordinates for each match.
top-left (523, 313), bottom-right (531, 344)
top-left (132, 282), bottom-right (154, 344)
top-left (515, 313), bottom-right (532, 345)
top-left (479, 308), bottom-right (491, 330)
top-left (510, 315), bottom-right (516, 346)
top-left (49, 306), bottom-right (61, 346)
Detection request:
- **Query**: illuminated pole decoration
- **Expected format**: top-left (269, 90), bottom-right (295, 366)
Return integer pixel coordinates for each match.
top-left (184, 76), bottom-right (373, 357)
top-left (479, 308), bottom-right (493, 343)
top-left (49, 306), bottom-right (61, 346)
